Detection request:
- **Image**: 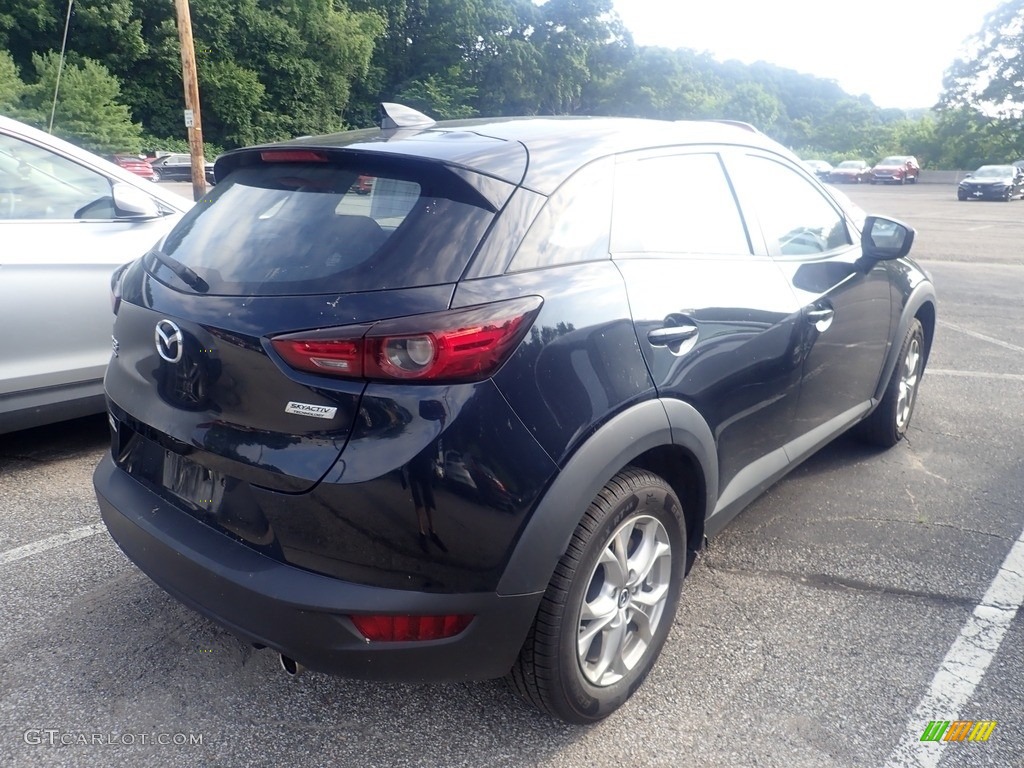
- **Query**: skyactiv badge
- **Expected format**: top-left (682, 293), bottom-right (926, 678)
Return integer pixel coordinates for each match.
top-left (285, 402), bottom-right (338, 420)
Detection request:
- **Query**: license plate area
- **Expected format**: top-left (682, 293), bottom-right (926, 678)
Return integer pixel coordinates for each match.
top-left (162, 451), bottom-right (223, 512)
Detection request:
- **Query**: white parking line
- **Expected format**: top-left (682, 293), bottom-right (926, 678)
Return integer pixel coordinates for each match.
top-left (0, 523), bottom-right (105, 566)
top-left (928, 369), bottom-right (1024, 382)
top-left (884, 528), bottom-right (1024, 767)
top-left (938, 320), bottom-right (1024, 354)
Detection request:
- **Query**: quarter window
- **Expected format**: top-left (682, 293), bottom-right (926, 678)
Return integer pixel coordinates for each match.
top-left (507, 158), bottom-right (613, 272)
top-left (611, 153), bottom-right (750, 256)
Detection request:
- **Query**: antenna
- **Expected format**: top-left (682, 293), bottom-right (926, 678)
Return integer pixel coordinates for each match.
top-left (379, 103), bottom-right (436, 130)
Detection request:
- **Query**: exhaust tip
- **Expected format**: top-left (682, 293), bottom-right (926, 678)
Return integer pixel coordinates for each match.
top-left (279, 654), bottom-right (304, 677)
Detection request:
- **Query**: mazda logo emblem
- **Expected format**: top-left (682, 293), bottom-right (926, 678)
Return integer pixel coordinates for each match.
top-left (155, 319), bottom-right (184, 363)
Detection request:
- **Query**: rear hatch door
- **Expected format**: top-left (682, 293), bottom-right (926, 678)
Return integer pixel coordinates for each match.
top-left (107, 149), bottom-right (513, 493)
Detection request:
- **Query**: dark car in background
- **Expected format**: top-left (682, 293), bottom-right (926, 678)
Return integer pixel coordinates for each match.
top-left (828, 159), bottom-right (871, 183)
top-left (870, 155), bottom-right (920, 184)
top-left (957, 164), bottom-right (1024, 201)
top-left (149, 153), bottom-right (217, 185)
top-left (94, 104), bottom-right (935, 724)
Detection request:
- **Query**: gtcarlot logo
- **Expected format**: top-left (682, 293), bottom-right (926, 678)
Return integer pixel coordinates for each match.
top-left (24, 729), bottom-right (203, 746)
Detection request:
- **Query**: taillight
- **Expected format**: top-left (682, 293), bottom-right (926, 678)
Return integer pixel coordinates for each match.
top-left (269, 296), bottom-right (542, 383)
top-left (273, 337), bottom-right (364, 377)
top-left (349, 614), bottom-right (473, 642)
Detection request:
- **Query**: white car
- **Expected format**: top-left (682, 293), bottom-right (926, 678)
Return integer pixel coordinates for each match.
top-left (0, 115), bottom-right (191, 434)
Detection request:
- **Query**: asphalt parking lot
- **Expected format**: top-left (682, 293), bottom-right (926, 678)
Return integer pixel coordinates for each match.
top-left (1, 182), bottom-right (1022, 768)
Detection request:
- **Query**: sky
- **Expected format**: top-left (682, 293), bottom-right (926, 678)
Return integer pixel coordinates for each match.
top-left (611, 0), bottom-right (1005, 109)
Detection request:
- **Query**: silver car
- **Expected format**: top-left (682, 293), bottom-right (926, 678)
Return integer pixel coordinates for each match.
top-left (0, 116), bottom-right (191, 433)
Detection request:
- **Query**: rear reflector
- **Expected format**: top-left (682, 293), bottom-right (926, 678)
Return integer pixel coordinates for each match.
top-left (270, 296), bottom-right (542, 383)
top-left (350, 614), bottom-right (473, 642)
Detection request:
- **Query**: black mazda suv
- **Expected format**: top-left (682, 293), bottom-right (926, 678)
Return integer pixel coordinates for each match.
top-left (95, 104), bottom-right (936, 723)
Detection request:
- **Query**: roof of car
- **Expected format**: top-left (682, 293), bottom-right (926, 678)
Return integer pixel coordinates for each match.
top-left (217, 115), bottom-right (793, 195)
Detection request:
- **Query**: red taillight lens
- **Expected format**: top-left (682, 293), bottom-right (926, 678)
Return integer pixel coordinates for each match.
top-left (349, 614), bottom-right (473, 642)
top-left (272, 337), bottom-right (364, 376)
top-left (269, 296), bottom-right (542, 383)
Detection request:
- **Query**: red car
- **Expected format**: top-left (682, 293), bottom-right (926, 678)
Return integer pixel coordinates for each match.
top-left (870, 156), bottom-right (920, 185)
top-left (108, 154), bottom-right (159, 182)
top-left (828, 160), bottom-right (872, 184)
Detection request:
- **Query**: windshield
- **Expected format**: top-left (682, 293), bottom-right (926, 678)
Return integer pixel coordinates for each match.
top-left (149, 160), bottom-right (495, 296)
top-left (973, 165), bottom-right (1014, 178)
top-left (879, 157), bottom-right (905, 166)
top-left (837, 161), bottom-right (864, 169)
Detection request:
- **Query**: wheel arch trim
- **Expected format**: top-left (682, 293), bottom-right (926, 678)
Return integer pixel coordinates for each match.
top-left (496, 398), bottom-right (717, 596)
top-left (873, 277), bottom-right (936, 402)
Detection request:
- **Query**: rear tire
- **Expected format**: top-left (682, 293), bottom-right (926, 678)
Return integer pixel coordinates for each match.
top-left (508, 467), bottom-right (686, 723)
top-left (856, 319), bottom-right (925, 448)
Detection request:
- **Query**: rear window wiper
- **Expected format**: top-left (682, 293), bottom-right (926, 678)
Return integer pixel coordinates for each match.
top-left (146, 248), bottom-right (209, 292)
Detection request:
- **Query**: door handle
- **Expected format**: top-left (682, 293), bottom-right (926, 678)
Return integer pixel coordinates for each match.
top-left (647, 325), bottom-right (699, 346)
top-left (806, 307), bottom-right (834, 331)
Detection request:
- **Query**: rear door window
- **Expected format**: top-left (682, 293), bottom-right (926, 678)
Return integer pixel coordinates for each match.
top-left (611, 152), bottom-right (752, 256)
top-left (150, 159), bottom-right (496, 295)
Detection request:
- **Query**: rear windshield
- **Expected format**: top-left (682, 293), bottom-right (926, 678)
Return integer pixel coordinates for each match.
top-left (148, 159), bottom-right (496, 295)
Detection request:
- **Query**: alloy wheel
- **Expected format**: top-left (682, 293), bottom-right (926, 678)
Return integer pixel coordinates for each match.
top-left (895, 336), bottom-right (922, 431)
top-left (576, 514), bottom-right (672, 687)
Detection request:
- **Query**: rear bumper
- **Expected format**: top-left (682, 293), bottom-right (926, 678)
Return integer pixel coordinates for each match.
top-left (94, 453), bottom-right (542, 681)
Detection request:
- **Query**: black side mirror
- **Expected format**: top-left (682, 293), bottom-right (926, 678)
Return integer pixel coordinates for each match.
top-left (862, 216), bottom-right (914, 261)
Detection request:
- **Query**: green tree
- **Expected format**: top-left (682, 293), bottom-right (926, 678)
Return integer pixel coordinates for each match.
top-left (19, 52), bottom-right (142, 153)
top-left (0, 50), bottom-right (27, 115)
top-left (940, 0), bottom-right (1024, 117)
top-left (717, 82), bottom-right (781, 130)
top-left (585, 47), bottom-right (718, 119)
top-left (394, 71), bottom-right (478, 119)
top-left (0, 0), bottom-right (60, 71)
top-left (531, 0), bottom-right (625, 114)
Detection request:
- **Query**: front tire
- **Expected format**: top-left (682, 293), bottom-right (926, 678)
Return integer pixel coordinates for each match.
top-left (508, 467), bottom-right (686, 723)
top-left (856, 318), bottom-right (925, 447)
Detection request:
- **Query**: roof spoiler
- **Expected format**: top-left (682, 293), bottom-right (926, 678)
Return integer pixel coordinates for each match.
top-left (378, 103), bottom-right (436, 130)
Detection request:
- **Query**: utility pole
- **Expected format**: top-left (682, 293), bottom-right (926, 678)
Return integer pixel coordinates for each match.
top-left (173, 0), bottom-right (207, 201)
